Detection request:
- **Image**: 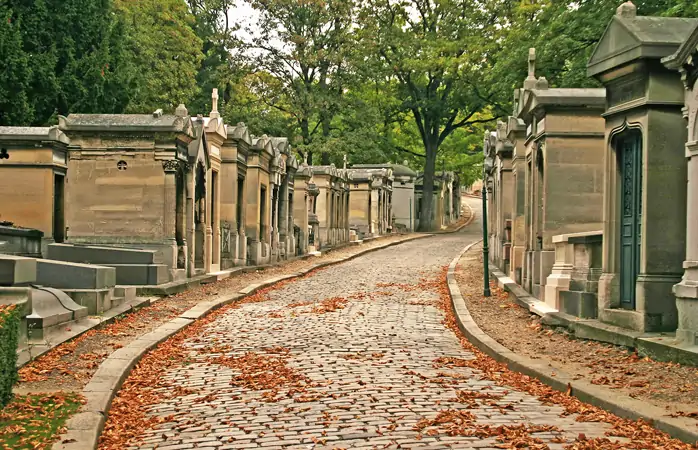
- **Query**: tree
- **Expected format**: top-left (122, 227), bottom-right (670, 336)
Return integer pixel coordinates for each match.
top-left (114, 0), bottom-right (204, 113)
top-left (0, 5), bottom-right (33, 125)
top-left (243, 0), bottom-right (355, 164)
top-left (186, 0), bottom-right (245, 115)
top-left (357, 0), bottom-right (499, 230)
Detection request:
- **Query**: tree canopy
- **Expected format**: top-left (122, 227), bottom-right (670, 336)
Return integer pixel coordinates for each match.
top-left (2, 0), bottom-right (696, 227)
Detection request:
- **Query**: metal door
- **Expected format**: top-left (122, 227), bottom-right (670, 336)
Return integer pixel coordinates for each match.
top-left (619, 132), bottom-right (642, 309)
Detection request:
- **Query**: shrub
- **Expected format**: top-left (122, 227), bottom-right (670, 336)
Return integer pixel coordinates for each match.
top-left (0, 305), bottom-right (19, 407)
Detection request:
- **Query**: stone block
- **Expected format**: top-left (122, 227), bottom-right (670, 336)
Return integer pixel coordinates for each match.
top-left (47, 243), bottom-right (156, 265)
top-left (36, 259), bottom-right (115, 290)
top-left (559, 291), bottom-right (598, 319)
top-left (0, 255), bottom-right (37, 286)
top-left (61, 288), bottom-right (112, 315)
top-left (103, 264), bottom-right (169, 285)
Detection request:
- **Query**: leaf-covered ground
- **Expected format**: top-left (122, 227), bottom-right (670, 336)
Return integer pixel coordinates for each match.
top-left (455, 243), bottom-right (698, 423)
top-left (9, 234), bottom-right (415, 449)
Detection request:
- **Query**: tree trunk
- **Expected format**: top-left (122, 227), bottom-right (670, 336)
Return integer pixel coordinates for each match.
top-left (417, 140), bottom-right (438, 232)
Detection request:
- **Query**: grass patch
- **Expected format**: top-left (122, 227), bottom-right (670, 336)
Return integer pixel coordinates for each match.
top-left (0, 392), bottom-right (84, 449)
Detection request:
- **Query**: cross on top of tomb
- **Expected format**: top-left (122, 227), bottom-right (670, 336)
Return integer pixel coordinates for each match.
top-left (527, 48), bottom-right (536, 80)
top-left (343, 154), bottom-right (347, 170)
top-left (210, 89), bottom-right (220, 119)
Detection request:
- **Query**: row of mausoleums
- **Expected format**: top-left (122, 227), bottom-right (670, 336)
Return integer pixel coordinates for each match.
top-left (485, 2), bottom-right (698, 346)
top-left (0, 92), bottom-right (462, 286)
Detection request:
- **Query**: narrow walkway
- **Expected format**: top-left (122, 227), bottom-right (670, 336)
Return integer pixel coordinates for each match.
top-left (100, 199), bottom-right (619, 449)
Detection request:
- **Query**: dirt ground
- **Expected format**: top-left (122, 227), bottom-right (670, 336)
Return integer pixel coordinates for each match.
top-left (16, 234), bottom-right (419, 395)
top-left (455, 244), bottom-right (698, 420)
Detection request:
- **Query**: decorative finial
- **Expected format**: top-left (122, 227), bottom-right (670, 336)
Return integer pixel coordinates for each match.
top-left (616, 1), bottom-right (636, 18)
top-left (175, 104), bottom-right (188, 117)
top-left (210, 88), bottom-right (220, 119)
top-left (535, 76), bottom-right (549, 90)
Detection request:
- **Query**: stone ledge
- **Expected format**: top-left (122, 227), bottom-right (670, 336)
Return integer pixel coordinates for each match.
top-left (450, 242), bottom-right (698, 445)
top-left (489, 263), bottom-right (698, 366)
top-left (52, 233), bottom-right (430, 450)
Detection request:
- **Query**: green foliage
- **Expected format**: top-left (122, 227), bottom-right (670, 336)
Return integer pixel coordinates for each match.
top-left (0, 6), bottom-right (32, 125)
top-left (0, 305), bottom-right (19, 407)
top-left (114, 0), bottom-right (205, 113)
top-left (7, 0), bottom-right (133, 125)
top-left (186, 0), bottom-right (244, 115)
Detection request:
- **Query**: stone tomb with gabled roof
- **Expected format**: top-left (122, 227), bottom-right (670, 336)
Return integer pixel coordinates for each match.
top-left (352, 163), bottom-right (415, 231)
top-left (57, 105), bottom-right (210, 282)
top-left (512, 48), bottom-right (606, 308)
top-left (588, 2), bottom-right (698, 332)
top-left (347, 166), bottom-right (394, 237)
top-left (309, 164), bottom-right (351, 249)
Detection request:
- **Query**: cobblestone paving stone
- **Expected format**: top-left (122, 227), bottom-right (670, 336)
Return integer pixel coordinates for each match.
top-left (123, 223), bottom-right (622, 450)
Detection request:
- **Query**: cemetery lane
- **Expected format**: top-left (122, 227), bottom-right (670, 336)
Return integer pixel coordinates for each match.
top-left (99, 198), bottom-right (687, 449)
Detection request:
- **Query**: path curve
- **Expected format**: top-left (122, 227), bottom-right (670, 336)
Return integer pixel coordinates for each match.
top-left (99, 198), bottom-right (620, 450)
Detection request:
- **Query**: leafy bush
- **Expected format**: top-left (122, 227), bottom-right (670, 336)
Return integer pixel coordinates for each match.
top-left (0, 305), bottom-right (19, 407)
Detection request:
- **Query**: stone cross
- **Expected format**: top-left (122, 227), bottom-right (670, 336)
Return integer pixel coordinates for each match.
top-left (304, 152), bottom-right (308, 165)
top-left (527, 48), bottom-right (536, 80)
top-left (210, 88), bottom-right (220, 118)
top-left (343, 154), bottom-right (347, 170)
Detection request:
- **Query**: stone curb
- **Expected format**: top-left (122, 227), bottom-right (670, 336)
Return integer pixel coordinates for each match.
top-left (446, 242), bottom-right (698, 445)
top-left (53, 233), bottom-right (431, 450)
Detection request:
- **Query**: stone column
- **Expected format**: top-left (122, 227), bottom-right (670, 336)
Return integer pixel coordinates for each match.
top-left (186, 168), bottom-right (196, 278)
top-left (162, 161), bottom-right (179, 273)
top-left (239, 175), bottom-right (247, 265)
top-left (675, 140), bottom-right (698, 344)
top-left (278, 177), bottom-right (288, 258)
top-left (212, 170), bottom-right (221, 270)
top-left (205, 167), bottom-right (213, 274)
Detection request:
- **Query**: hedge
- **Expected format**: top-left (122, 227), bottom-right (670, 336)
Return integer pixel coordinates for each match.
top-left (0, 304), bottom-right (19, 407)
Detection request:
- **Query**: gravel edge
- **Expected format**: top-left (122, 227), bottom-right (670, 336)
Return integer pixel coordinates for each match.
top-left (51, 233), bottom-right (433, 450)
top-left (446, 241), bottom-right (698, 445)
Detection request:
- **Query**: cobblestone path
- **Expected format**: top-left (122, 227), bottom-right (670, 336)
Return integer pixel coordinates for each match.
top-left (109, 202), bottom-right (623, 450)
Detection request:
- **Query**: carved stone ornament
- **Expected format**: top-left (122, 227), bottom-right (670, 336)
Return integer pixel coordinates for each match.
top-left (162, 160), bottom-right (181, 172)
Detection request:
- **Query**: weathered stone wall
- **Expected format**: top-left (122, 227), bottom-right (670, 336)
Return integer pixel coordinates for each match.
top-left (66, 155), bottom-right (167, 242)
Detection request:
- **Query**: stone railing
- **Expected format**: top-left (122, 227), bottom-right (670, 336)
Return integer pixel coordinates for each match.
top-left (544, 230), bottom-right (602, 317)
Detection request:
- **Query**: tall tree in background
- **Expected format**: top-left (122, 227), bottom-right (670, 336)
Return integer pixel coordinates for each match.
top-left (244, 0), bottom-right (355, 164)
top-left (8, 0), bottom-right (132, 125)
top-left (187, 0), bottom-right (245, 115)
top-left (358, 0), bottom-right (499, 230)
top-left (114, 0), bottom-right (204, 113)
top-left (0, 5), bottom-right (32, 125)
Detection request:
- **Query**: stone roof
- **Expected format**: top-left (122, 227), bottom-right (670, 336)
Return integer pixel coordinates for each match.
top-left (351, 163), bottom-right (417, 178)
top-left (588, 2), bottom-right (698, 77)
top-left (270, 137), bottom-right (290, 155)
top-left (310, 164), bottom-right (349, 181)
top-left (226, 122), bottom-right (252, 146)
top-left (662, 23), bottom-right (698, 70)
top-left (59, 112), bottom-right (193, 135)
top-left (0, 126), bottom-right (70, 144)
